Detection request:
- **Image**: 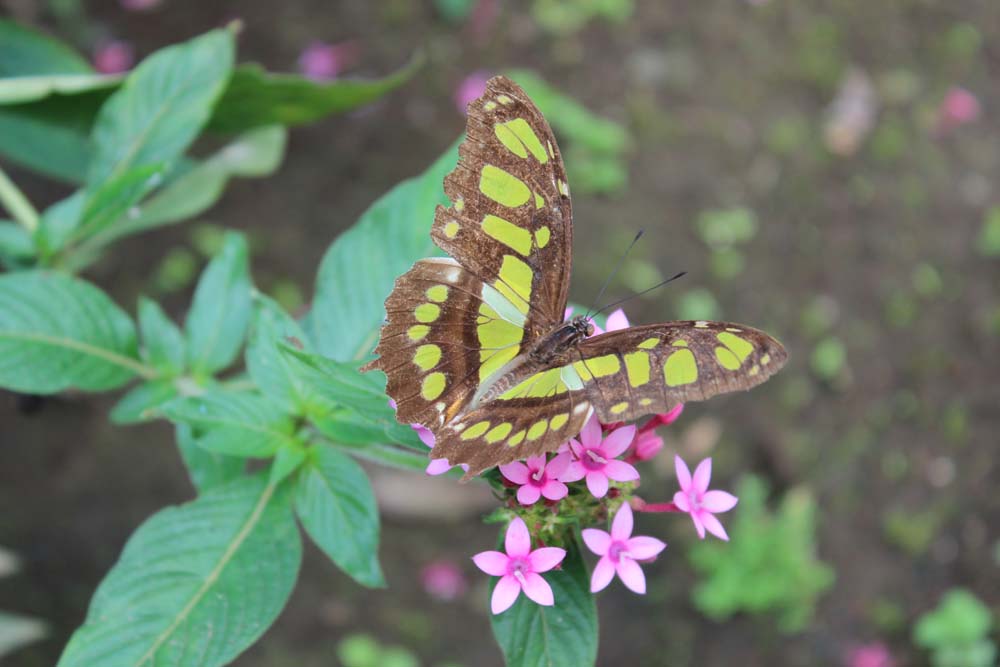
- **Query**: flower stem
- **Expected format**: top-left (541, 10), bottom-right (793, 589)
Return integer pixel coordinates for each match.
top-left (632, 498), bottom-right (680, 513)
top-left (0, 166), bottom-right (40, 234)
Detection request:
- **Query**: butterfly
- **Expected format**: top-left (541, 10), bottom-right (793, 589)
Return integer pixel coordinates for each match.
top-left (362, 75), bottom-right (787, 478)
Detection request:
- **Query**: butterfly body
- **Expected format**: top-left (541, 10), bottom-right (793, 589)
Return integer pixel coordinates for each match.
top-left (362, 76), bottom-right (787, 477)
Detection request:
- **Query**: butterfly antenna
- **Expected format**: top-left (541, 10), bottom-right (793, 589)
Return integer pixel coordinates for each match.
top-left (585, 229), bottom-right (645, 318)
top-left (591, 271), bottom-right (687, 318)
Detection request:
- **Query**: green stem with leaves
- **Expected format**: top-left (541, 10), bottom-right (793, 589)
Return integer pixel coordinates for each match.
top-left (0, 166), bottom-right (40, 233)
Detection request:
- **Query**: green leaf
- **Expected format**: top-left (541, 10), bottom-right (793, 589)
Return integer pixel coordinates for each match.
top-left (58, 474), bottom-right (300, 667)
top-left (109, 380), bottom-right (178, 424)
top-left (207, 56), bottom-right (421, 133)
top-left (0, 73), bottom-right (120, 105)
top-left (0, 91), bottom-right (106, 183)
top-left (914, 589), bottom-right (994, 649)
top-left (87, 126), bottom-right (287, 248)
top-left (138, 296), bottom-right (186, 373)
top-left (269, 442), bottom-right (307, 486)
top-left (278, 345), bottom-right (423, 448)
top-left (162, 390), bottom-right (296, 457)
top-left (0, 271), bottom-right (147, 393)
top-left (295, 442), bottom-right (385, 587)
top-left (87, 28), bottom-right (235, 188)
top-left (246, 293), bottom-right (311, 412)
top-left (0, 19), bottom-right (93, 77)
top-left (0, 221), bottom-right (34, 263)
top-left (35, 191), bottom-right (84, 256)
top-left (490, 538), bottom-right (598, 667)
top-left (185, 231), bottom-right (252, 375)
top-left (311, 142), bottom-right (457, 361)
top-left (67, 163), bottom-right (167, 247)
top-left (175, 424), bottom-right (245, 494)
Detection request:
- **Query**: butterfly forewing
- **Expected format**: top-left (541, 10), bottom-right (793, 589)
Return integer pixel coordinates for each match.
top-left (573, 321), bottom-right (788, 423)
top-left (431, 76), bottom-right (573, 343)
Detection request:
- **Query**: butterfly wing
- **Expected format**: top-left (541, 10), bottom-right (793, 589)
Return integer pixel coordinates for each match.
top-left (431, 75), bottom-right (573, 343)
top-left (571, 321), bottom-right (788, 422)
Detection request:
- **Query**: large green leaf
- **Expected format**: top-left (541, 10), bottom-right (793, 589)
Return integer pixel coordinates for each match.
top-left (137, 296), bottom-right (186, 374)
top-left (0, 74), bottom-right (120, 105)
top-left (58, 474), bottom-right (300, 667)
top-left (175, 424), bottom-right (245, 494)
top-left (207, 57), bottom-right (421, 133)
top-left (310, 142), bottom-right (457, 361)
top-left (0, 19), bottom-right (93, 77)
top-left (0, 221), bottom-right (34, 264)
top-left (162, 390), bottom-right (296, 458)
top-left (87, 28), bottom-right (235, 187)
top-left (109, 380), bottom-right (178, 425)
top-left (246, 294), bottom-right (311, 412)
top-left (295, 442), bottom-right (384, 587)
top-left (88, 126), bottom-right (287, 248)
top-left (184, 232), bottom-right (252, 375)
top-left (0, 271), bottom-right (146, 393)
top-left (491, 540), bottom-right (598, 667)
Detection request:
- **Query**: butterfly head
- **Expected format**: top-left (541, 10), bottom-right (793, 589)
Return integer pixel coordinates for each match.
top-left (571, 315), bottom-right (596, 338)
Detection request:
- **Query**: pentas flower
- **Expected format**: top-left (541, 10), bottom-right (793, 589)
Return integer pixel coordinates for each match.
top-left (454, 71), bottom-right (490, 113)
top-left (420, 559), bottom-right (467, 601)
top-left (472, 517), bottom-right (566, 614)
top-left (845, 642), bottom-right (894, 667)
top-left (561, 415), bottom-right (639, 498)
top-left (937, 86), bottom-right (981, 132)
top-left (582, 503), bottom-right (666, 594)
top-left (626, 404), bottom-right (684, 463)
top-left (674, 456), bottom-right (738, 540)
top-left (93, 40), bottom-right (134, 74)
top-left (297, 41), bottom-right (359, 81)
top-left (500, 453), bottom-right (571, 505)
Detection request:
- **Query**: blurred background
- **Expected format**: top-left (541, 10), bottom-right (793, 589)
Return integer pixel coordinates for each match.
top-left (1, 1), bottom-right (998, 665)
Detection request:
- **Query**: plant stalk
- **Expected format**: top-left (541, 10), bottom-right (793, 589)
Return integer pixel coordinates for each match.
top-left (0, 166), bottom-right (40, 233)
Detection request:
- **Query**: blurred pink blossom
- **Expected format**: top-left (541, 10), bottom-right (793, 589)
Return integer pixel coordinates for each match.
top-left (92, 40), bottom-right (134, 74)
top-left (674, 456), bottom-right (738, 540)
top-left (455, 71), bottom-right (490, 114)
top-left (845, 642), bottom-right (894, 667)
top-left (937, 87), bottom-right (981, 132)
top-left (500, 453), bottom-right (572, 505)
top-left (582, 503), bottom-right (666, 594)
top-left (472, 517), bottom-right (566, 614)
top-left (421, 559), bottom-right (468, 601)
top-left (120, 0), bottom-right (162, 10)
top-left (297, 41), bottom-right (360, 81)
top-left (562, 306), bottom-right (629, 337)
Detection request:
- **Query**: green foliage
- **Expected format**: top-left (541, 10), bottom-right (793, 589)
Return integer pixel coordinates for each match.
top-left (163, 390), bottom-right (298, 457)
top-left (978, 206), bottom-right (1000, 257)
top-left (810, 336), bottom-right (846, 381)
top-left (913, 589), bottom-right (996, 667)
top-left (0, 271), bottom-right (145, 392)
top-left (532, 0), bottom-right (634, 35)
top-left (58, 474), bottom-right (301, 667)
top-left (337, 634), bottom-right (420, 667)
top-left (688, 475), bottom-right (835, 633)
top-left (295, 443), bottom-right (386, 587)
top-left (491, 540), bottom-right (598, 667)
top-left (696, 208), bottom-right (758, 248)
top-left (0, 19), bottom-right (92, 76)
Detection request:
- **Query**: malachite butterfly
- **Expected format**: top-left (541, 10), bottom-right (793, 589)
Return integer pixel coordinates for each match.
top-left (362, 76), bottom-right (787, 477)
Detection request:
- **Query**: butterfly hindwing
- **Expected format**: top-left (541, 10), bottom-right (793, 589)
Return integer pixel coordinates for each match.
top-left (431, 75), bottom-right (573, 342)
top-left (571, 321), bottom-right (788, 423)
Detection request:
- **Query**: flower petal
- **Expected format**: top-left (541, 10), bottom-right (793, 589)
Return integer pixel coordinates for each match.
top-left (701, 490), bottom-right (738, 513)
top-left (602, 424), bottom-right (637, 458)
top-left (626, 536), bottom-right (667, 560)
top-left (521, 572), bottom-right (554, 606)
top-left (580, 413), bottom-right (602, 448)
top-left (413, 424), bottom-right (435, 448)
top-left (615, 557), bottom-right (647, 594)
top-left (590, 555), bottom-right (615, 592)
top-left (611, 502), bottom-right (634, 541)
top-left (581, 528), bottom-right (611, 555)
top-left (499, 461), bottom-right (529, 485)
top-left (674, 455), bottom-right (692, 491)
top-left (605, 308), bottom-right (630, 331)
top-left (568, 438), bottom-right (585, 458)
top-left (604, 459), bottom-right (640, 482)
top-left (517, 484), bottom-right (541, 506)
top-left (700, 511), bottom-right (730, 541)
top-left (586, 472), bottom-right (609, 498)
top-left (692, 458), bottom-right (712, 495)
top-left (660, 403), bottom-right (684, 425)
top-left (525, 454), bottom-right (547, 472)
top-left (491, 575), bottom-right (521, 614)
top-left (559, 461), bottom-right (585, 483)
top-left (545, 451), bottom-right (572, 478)
top-left (672, 490), bottom-right (690, 512)
top-left (528, 547), bottom-right (566, 573)
top-left (472, 550), bottom-right (509, 576)
top-left (540, 480), bottom-right (568, 501)
top-left (690, 512), bottom-right (706, 539)
top-left (505, 517), bottom-right (531, 556)
top-left (425, 458), bottom-right (452, 476)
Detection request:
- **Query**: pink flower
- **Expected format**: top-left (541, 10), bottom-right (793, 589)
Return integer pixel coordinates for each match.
top-left (420, 559), bottom-right (467, 601)
top-left (937, 86), bottom-right (981, 131)
top-left (93, 40), bottom-right (134, 74)
top-left (120, 0), bottom-right (161, 10)
top-left (297, 41), bottom-right (359, 81)
top-left (500, 453), bottom-right (572, 505)
top-left (582, 503), bottom-right (666, 594)
top-left (455, 71), bottom-right (490, 114)
top-left (561, 415), bottom-right (639, 498)
top-left (845, 642), bottom-right (894, 667)
top-left (472, 517), bottom-right (566, 614)
top-left (388, 399), bottom-right (464, 476)
top-left (673, 456), bottom-right (738, 540)
top-left (627, 404), bottom-right (684, 462)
